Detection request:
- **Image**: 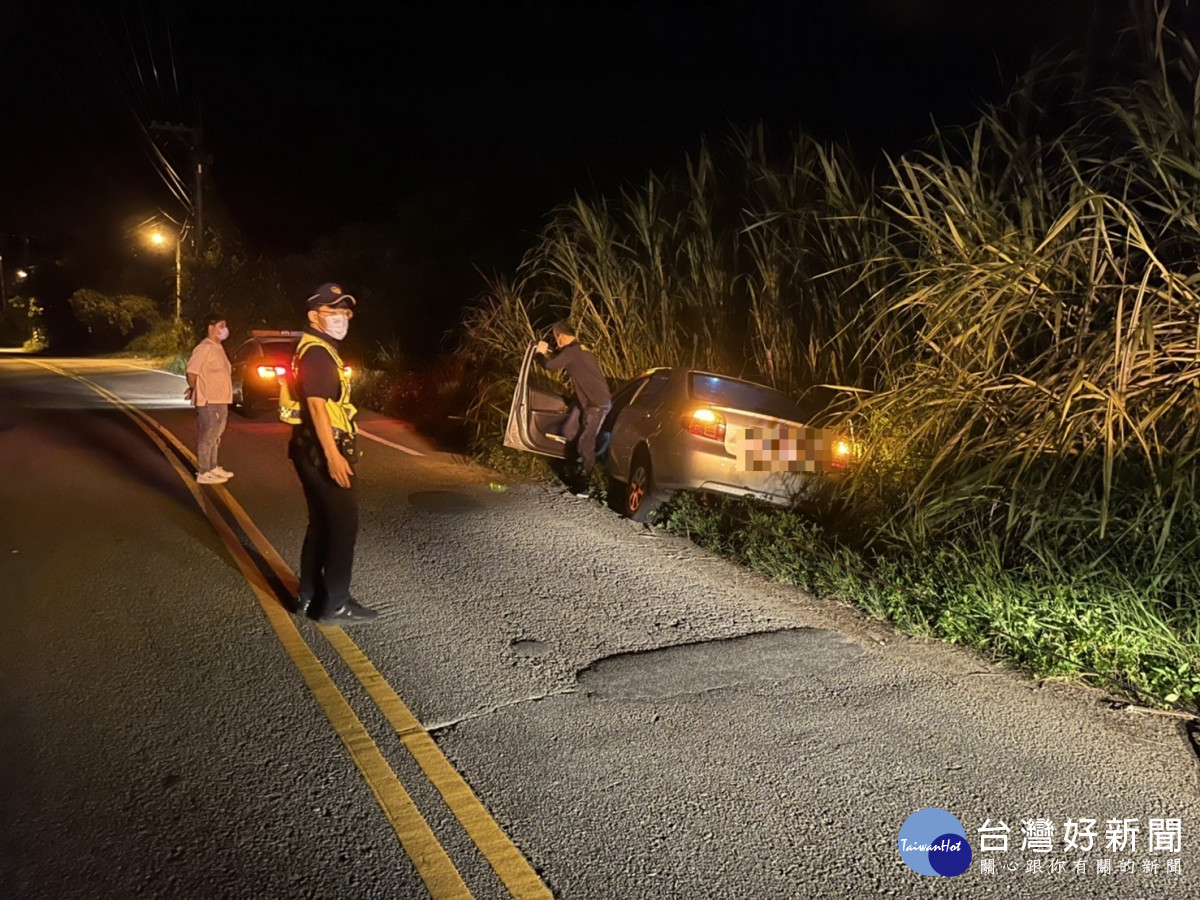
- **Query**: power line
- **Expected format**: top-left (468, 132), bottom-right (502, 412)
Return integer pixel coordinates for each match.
top-left (63, 5), bottom-right (192, 215)
top-left (118, 4), bottom-right (148, 98)
top-left (166, 15), bottom-right (181, 103)
top-left (139, 2), bottom-right (164, 105)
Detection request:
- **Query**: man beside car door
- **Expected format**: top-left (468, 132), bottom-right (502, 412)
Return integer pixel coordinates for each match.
top-left (535, 320), bottom-right (612, 480)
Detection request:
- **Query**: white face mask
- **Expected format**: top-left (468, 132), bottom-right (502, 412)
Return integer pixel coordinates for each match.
top-left (216, 326), bottom-right (230, 342)
top-left (323, 315), bottom-right (350, 341)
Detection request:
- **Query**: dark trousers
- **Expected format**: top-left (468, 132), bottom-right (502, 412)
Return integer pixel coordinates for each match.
top-left (561, 403), bottom-right (612, 475)
top-left (291, 451), bottom-right (359, 614)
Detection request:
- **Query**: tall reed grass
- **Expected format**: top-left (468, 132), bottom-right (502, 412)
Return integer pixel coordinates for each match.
top-left (458, 1), bottom-right (1200, 705)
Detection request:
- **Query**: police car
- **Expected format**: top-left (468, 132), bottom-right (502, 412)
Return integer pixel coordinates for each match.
top-left (230, 330), bottom-right (353, 416)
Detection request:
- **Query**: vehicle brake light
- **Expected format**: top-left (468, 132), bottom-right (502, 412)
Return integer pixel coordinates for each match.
top-left (343, 366), bottom-right (353, 378)
top-left (256, 365), bottom-right (288, 379)
top-left (832, 439), bottom-right (853, 469)
top-left (684, 408), bottom-right (726, 441)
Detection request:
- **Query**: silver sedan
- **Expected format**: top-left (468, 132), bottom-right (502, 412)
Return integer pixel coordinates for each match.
top-left (505, 343), bottom-right (853, 520)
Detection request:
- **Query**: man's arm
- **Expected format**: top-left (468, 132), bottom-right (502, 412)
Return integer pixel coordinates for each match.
top-left (184, 345), bottom-right (205, 400)
top-left (306, 397), bottom-right (353, 489)
top-left (537, 342), bottom-right (569, 371)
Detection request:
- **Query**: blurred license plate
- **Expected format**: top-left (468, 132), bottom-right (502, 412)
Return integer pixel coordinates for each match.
top-left (742, 426), bottom-right (830, 473)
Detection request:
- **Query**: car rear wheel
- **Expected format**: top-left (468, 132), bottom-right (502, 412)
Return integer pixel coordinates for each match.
top-left (623, 448), bottom-right (664, 523)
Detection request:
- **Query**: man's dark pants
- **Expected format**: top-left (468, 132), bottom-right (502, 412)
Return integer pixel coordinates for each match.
top-left (562, 403), bottom-right (612, 475)
top-left (291, 449), bottom-right (358, 614)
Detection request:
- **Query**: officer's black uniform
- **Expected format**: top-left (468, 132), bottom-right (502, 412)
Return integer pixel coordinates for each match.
top-left (289, 325), bottom-right (359, 618)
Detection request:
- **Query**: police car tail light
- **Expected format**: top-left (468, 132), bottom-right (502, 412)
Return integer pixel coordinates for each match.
top-left (256, 365), bottom-right (288, 379)
top-left (831, 438), bottom-right (858, 470)
top-left (683, 408), bottom-right (726, 441)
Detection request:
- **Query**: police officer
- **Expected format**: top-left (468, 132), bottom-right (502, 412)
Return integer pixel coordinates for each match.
top-left (282, 283), bottom-right (378, 624)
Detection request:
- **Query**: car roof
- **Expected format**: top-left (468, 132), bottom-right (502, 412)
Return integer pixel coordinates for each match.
top-left (628, 367), bottom-right (672, 379)
top-left (687, 369), bottom-right (787, 391)
top-left (628, 367), bottom-right (780, 394)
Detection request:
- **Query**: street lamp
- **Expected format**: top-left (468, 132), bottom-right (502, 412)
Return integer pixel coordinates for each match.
top-left (144, 227), bottom-right (183, 323)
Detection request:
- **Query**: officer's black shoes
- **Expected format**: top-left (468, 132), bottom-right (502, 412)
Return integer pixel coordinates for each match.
top-left (317, 599), bottom-right (379, 625)
top-left (294, 595), bottom-right (315, 617)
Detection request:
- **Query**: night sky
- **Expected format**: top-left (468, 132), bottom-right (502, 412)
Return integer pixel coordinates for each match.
top-left (1, 0), bottom-right (1104, 284)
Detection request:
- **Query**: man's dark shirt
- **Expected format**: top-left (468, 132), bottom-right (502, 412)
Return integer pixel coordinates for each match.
top-left (541, 340), bottom-right (611, 408)
top-left (293, 327), bottom-right (342, 444)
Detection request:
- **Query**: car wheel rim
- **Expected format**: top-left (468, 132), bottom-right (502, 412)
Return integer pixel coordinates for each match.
top-left (628, 465), bottom-right (647, 514)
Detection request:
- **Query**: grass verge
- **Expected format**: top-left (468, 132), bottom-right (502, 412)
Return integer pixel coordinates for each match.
top-left (658, 492), bottom-right (1200, 711)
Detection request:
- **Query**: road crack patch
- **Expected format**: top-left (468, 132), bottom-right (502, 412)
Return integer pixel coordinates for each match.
top-left (575, 627), bottom-right (863, 701)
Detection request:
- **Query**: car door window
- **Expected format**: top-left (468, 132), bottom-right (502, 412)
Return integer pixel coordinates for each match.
top-left (630, 371), bottom-right (670, 410)
top-left (603, 376), bottom-right (648, 429)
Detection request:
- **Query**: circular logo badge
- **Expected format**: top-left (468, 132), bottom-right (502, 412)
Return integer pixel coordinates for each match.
top-left (898, 808), bottom-right (973, 877)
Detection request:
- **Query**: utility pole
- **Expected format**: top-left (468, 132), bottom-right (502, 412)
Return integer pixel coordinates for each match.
top-left (149, 121), bottom-right (210, 256)
top-left (195, 151), bottom-right (204, 258)
top-left (174, 233), bottom-right (183, 323)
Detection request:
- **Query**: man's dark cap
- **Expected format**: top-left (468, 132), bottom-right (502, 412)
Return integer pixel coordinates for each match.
top-left (306, 283), bottom-right (357, 310)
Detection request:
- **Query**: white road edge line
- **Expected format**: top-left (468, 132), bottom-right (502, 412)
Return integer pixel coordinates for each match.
top-left (359, 428), bottom-right (425, 457)
top-left (107, 360), bottom-right (186, 378)
top-left (102, 359), bottom-right (427, 458)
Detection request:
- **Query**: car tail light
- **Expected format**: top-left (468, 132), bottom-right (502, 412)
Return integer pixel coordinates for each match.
top-left (831, 439), bottom-right (853, 470)
top-left (343, 366), bottom-right (353, 378)
top-left (683, 408), bottom-right (726, 441)
top-left (256, 365), bottom-right (288, 379)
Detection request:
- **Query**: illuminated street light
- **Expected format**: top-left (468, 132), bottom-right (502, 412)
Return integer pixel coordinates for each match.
top-left (15, 268), bottom-right (28, 281)
top-left (143, 226), bottom-right (173, 251)
top-left (142, 225), bottom-right (184, 323)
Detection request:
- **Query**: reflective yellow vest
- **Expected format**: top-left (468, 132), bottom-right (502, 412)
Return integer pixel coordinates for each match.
top-left (278, 333), bottom-right (357, 433)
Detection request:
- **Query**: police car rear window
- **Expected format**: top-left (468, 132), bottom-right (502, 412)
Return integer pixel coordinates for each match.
top-left (260, 338), bottom-right (299, 357)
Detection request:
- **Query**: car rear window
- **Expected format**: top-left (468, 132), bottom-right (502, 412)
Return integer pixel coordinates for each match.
top-left (260, 338), bottom-right (299, 359)
top-left (688, 373), bottom-right (811, 422)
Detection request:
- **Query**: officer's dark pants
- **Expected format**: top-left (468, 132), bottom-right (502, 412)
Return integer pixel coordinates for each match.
top-left (562, 403), bottom-right (612, 475)
top-left (291, 451), bottom-right (358, 614)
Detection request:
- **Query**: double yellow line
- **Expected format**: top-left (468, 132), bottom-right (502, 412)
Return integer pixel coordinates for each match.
top-left (32, 361), bottom-right (551, 900)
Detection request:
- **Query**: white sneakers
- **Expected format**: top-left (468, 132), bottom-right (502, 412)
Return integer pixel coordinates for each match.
top-left (196, 468), bottom-right (234, 484)
top-left (213, 467), bottom-right (235, 479)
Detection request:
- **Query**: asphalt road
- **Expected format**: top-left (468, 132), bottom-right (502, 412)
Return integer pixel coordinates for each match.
top-left (1, 356), bottom-right (1198, 900)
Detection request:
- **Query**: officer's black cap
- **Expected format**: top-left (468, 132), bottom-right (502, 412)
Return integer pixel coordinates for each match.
top-left (306, 283), bottom-right (357, 310)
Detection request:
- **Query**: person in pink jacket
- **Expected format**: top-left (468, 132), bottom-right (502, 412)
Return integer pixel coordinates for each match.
top-left (185, 313), bottom-right (235, 484)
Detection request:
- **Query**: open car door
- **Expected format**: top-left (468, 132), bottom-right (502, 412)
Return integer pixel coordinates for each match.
top-left (503, 342), bottom-right (570, 458)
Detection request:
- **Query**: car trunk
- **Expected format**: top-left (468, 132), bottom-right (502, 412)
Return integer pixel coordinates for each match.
top-left (686, 373), bottom-right (843, 476)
